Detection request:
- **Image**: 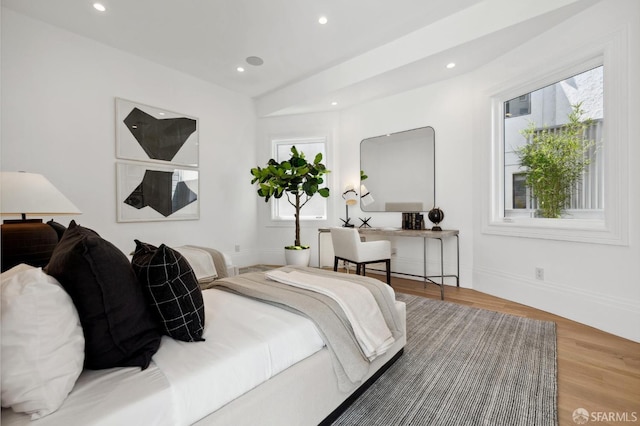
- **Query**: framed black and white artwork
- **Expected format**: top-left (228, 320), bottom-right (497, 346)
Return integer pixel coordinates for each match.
top-left (116, 162), bottom-right (199, 222)
top-left (115, 98), bottom-right (199, 167)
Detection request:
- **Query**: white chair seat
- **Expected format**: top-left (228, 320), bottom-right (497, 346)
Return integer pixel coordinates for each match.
top-left (330, 227), bottom-right (391, 285)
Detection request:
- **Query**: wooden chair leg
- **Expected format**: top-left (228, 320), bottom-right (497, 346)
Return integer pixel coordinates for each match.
top-left (385, 259), bottom-right (391, 285)
top-left (361, 264), bottom-right (366, 277)
top-left (356, 263), bottom-right (361, 275)
top-left (333, 257), bottom-right (339, 272)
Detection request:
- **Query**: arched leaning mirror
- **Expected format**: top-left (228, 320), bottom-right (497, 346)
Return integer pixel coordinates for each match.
top-left (360, 126), bottom-right (435, 212)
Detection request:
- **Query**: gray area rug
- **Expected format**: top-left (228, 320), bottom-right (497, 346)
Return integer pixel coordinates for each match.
top-left (332, 292), bottom-right (557, 426)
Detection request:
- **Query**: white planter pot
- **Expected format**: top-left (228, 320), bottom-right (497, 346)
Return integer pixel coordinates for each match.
top-left (284, 247), bottom-right (311, 266)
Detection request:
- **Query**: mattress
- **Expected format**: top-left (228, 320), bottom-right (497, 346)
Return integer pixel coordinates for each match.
top-left (1, 289), bottom-right (325, 425)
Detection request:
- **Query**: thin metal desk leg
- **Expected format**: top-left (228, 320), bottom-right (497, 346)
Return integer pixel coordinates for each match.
top-left (438, 238), bottom-right (444, 300)
top-left (423, 236), bottom-right (427, 290)
top-left (318, 231), bottom-right (321, 268)
top-left (456, 234), bottom-right (460, 287)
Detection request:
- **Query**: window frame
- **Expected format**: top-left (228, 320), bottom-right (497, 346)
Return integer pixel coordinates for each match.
top-left (270, 136), bottom-right (329, 222)
top-left (483, 32), bottom-right (629, 246)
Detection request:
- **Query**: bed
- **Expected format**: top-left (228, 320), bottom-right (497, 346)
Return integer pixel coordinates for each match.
top-left (1, 222), bottom-right (406, 425)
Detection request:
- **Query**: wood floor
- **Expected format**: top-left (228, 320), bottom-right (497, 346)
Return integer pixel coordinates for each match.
top-left (384, 274), bottom-right (640, 426)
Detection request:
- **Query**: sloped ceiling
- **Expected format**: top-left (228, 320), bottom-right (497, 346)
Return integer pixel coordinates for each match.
top-left (2, 0), bottom-right (597, 116)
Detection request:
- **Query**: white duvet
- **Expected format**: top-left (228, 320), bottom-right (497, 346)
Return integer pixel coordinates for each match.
top-left (154, 289), bottom-right (325, 425)
top-left (1, 290), bottom-right (325, 426)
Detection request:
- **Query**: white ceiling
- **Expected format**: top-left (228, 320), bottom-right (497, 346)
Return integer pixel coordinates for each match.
top-left (2, 0), bottom-right (597, 116)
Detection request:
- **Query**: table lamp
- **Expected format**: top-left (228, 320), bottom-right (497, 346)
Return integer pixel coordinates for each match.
top-left (341, 184), bottom-right (358, 228)
top-left (1, 171), bottom-right (81, 271)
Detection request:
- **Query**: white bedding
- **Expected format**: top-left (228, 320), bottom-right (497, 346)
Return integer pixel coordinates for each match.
top-left (1, 289), bottom-right (325, 426)
top-left (1, 365), bottom-right (173, 426)
top-left (154, 289), bottom-right (325, 425)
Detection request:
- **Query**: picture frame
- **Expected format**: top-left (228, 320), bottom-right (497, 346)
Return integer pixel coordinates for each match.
top-left (116, 161), bottom-right (199, 222)
top-left (115, 98), bottom-right (199, 167)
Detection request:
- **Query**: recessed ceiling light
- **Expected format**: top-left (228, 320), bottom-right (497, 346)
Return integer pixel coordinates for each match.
top-left (93, 3), bottom-right (106, 12)
top-left (318, 16), bottom-right (328, 25)
top-left (331, 101), bottom-right (338, 106)
top-left (446, 62), bottom-right (456, 69)
top-left (236, 66), bottom-right (245, 73)
top-left (246, 56), bottom-right (264, 66)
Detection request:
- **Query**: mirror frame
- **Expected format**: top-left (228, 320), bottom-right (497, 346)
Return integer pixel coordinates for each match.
top-left (360, 126), bottom-right (435, 212)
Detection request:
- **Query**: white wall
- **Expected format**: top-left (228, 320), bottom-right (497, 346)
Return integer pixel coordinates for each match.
top-left (1, 9), bottom-right (259, 266)
top-left (336, 78), bottom-right (475, 285)
top-left (257, 0), bottom-right (639, 342)
top-left (6, 2), bottom-right (636, 341)
top-left (257, 76), bottom-right (475, 285)
top-left (470, 0), bottom-right (639, 342)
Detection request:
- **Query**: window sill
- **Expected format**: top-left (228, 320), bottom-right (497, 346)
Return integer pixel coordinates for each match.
top-left (483, 216), bottom-right (627, 246)
top-left (505, 209), bottom-right (605, 220)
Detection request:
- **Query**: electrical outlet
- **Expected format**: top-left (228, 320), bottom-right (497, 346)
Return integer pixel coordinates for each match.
top-left (391, 247), bottom-right (398, 256)
top-left (535, 267), bottom-right (544, 280)
top-left (235, 245), bottom-right (240, 252)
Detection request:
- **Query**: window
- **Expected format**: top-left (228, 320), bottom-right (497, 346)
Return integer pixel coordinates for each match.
top-left (485, 27), bottom-right (629, 245)
top-left (271, 137), bottom-right (328, 221)
top-left (503, 66), bottom-right (604, 220)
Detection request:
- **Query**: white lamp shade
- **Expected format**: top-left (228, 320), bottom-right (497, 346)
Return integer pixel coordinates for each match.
top-left (342, 184), bottom-right (358, 206)
top-left (1, 172), bottom-right (81, 216)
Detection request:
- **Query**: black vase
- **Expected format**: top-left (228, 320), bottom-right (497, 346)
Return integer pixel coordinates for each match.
top-left (428, 208), bottom-right (444, 231)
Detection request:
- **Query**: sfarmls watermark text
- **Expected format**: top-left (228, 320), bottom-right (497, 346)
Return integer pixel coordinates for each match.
top-left (572, 408), bottom-right (638, 424)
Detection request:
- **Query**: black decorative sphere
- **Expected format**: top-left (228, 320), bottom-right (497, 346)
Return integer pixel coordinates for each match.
top-left (428, 207), bottom-right (444, 231)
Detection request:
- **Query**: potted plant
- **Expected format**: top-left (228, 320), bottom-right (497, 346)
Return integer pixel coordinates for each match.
top-left (516, 103), bottom-right (595, 218)
top-left (250, 146), bottom-right (330, 265)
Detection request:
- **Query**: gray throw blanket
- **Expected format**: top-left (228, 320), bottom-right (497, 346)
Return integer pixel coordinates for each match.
top-left (212, 266), bottom-right (403, 391)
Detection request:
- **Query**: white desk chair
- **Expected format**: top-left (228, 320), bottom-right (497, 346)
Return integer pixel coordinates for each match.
top-left (329, 227), bottom-right (391, 285)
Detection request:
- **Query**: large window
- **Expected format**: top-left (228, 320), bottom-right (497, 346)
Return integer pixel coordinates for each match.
top-left (271, 137), bottom-right (328, 221)
top-left (503, 66), bottom-right (604, 220)
top-left (486, 31), bottom-right (629, 246)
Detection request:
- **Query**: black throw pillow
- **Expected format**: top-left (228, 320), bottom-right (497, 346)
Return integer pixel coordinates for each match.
top-left (46, 219), bottom-right (67, 241)
top-left (45, 221), bottom-right (161, 370)
top-left (132, 240), bottom-right (205, 342)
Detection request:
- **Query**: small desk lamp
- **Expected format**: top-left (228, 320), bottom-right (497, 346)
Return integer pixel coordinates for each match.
top-left (359, 184), bottom-right (374, 227)
top-left (1, 171), bottom-right (81, 271)
top-left (341, 184), bottom-right (358, 228)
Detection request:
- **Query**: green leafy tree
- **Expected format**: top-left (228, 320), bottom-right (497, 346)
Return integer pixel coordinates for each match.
top-left (250, 146), bottom-right (330, 247)
top-left (516, 103), bottom-right (595, 218)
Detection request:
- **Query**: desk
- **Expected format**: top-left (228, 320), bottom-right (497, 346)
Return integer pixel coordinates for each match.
top-left (318, 228), bottom-right (459, 300)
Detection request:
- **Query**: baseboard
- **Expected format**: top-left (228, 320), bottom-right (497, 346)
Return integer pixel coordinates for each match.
top-left (473, 266), bottom-right (640, 342)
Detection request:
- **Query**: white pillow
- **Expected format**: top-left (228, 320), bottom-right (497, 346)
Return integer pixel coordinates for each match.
top-left (1, 264), bottom-right (85, 419)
